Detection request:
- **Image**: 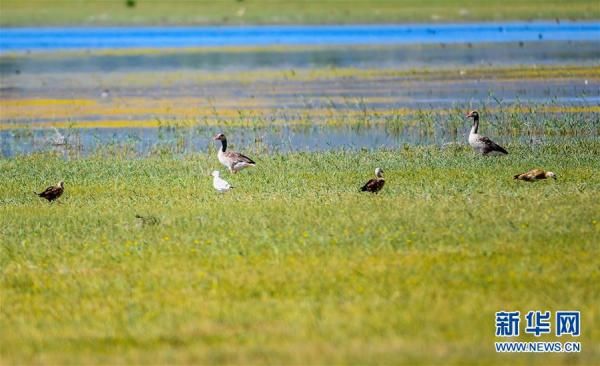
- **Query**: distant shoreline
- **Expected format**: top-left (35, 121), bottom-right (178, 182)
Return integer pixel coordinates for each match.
top-left (1, 0), bottom-right (599, 27)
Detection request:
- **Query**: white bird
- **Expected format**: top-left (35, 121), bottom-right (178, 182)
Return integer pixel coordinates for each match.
top-left (211, 170), bottom-right (233, 193)
top-left (466, 110), bottom-right (508, 155)
top-left (50, 127), bottom-right (66, 146)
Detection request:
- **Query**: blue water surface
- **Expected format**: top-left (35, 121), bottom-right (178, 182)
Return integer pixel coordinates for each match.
top-left (1, 22), bottom-right (599, 51)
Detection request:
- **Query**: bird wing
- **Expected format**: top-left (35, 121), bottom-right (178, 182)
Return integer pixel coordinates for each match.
top-left (479, 136), bottom-right (508, 154)
top-left (38, 186), bottom-right (55, 196)
top-left (514, 169), bottom-right (544, 181)
top-left (361, 179), bottom-right (376, 191)
top-left (225, 151), bottom-right (255, 165)
top-left (39, 186), bottom-right (55, 196)
top-left (361, 178), bottom-right (385, 192)
top-left (39, 186), bottom-right (63, 199)
top-left (527, 169), bottom-right (546, 179)
top-left (532, 169), bottom-right (546, 179)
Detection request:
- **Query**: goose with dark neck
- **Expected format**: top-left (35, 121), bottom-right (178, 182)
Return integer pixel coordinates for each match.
top-left (214, 133), bottom-right (256, 173)
top-left (467, 110), bottom-right (508, 155)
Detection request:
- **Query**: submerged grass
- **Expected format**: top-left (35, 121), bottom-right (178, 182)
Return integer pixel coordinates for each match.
top-left (1, 142), bottom-right (599, 364)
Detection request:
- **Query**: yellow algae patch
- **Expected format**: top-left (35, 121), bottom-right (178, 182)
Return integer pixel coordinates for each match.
top-left (1, 103), bottom-right (598, 131)
top-left (1, 101), bottom-right (599, 130)
top-left (0, 120), bottom-right (160, 130)
top-left (0, 98), bottom-right (99, 119)
top-left (111, 64), bottom-right (599, 84)
top-left (0, 98), bottom-right (97, 107)
top-left (0, 97), bottom-right (276, 120)
top-left (515, 105), bottom-right (600, 114)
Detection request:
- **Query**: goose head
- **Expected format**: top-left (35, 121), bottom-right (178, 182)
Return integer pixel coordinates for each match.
top-left (213, 133), bottom-right (226, 141)
top-left (466, 110), bottom-right (479, 120)
top-left (211, 170), bottom-right (220, 178)
top-left (546, 171), bottom-right (557, 180)
top-left (58, 181), bottom-right (65, 188)
top-left (375, 167), bottom-right (384, 178)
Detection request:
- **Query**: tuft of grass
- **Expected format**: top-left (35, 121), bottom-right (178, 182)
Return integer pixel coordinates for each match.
top-left (1, 142), bottom-right (599, 364)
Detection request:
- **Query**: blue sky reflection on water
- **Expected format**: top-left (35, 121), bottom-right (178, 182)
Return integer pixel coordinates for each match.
top-left (1, 22), bottom-right (599, 51)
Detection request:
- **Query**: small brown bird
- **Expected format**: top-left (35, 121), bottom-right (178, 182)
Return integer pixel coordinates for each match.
top-left (360, 168), bottom-right (385, 194)
top-left (135, 214), bottom-right (160, 226)
top-left (514, 169), bottom-right (557, 182)
top-left (34, 181), bottom-right (64, 202)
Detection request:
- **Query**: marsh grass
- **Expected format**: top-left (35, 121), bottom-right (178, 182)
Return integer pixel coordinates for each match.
top-left (2, 98), bottom-right (598, 158)
top-left (1, 141), bottom-right (599, 364)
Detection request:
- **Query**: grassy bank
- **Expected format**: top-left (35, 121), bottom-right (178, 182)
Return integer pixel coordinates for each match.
top-left (1, 0), bottom-right (599, 26)
top-left (1, 142), bottom-right (599, 364)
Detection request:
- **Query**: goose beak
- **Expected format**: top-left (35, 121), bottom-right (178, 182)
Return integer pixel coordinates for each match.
top-left (466, 112), bottom-right (473, 118)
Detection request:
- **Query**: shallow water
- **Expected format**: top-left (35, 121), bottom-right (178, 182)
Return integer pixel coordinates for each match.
top-left (2, 112), bottom-right (597, 158)
top-left (1, 64), bottom-right (598, 157)
top-left (2, 41), bottom-right (599, 75)
top-left (1, 22), bottom-right (599, 51)
top-left (2, 125), bottom-right (415, 157)
top-left (1, 22), bottom-right (598, 157)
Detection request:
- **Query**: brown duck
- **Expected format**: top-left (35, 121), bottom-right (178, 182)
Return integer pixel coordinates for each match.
top-left (360, 168), bottom-right (385, 194)
top-left (514, 169), bottom-right (557, 182)
top-left (35, 181), bottom-right (64, 202)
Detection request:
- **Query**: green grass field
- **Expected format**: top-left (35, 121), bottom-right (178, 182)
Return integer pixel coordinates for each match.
top-left (1, 142), bottom-right (598, 364)
top-left (1, 0), bottom-right (599, 26)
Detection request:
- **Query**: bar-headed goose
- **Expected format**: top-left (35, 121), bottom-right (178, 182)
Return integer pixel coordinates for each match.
top-left (466, 110), bottom-right (508, 155)
top-left (360, 168), bottom-right (385, 194)
top-left (211, 170), bottom-right (233, 193)
top-left (514, 169), bottom-right (557, 182)
top-left (35, 181), bottom-right (64, 202)
top-left (213, 133), bottom-right (256, 173)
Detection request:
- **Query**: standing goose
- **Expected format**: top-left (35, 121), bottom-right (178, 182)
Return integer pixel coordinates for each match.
top-left (34, 181), bottom-right (64, 202)
top-left (466, 110), bottom-right (508, 155)
top-left (213, 133), bottom-right (256, 173)
top-left (514, 169), bottom-right (557, 182)
top-left (211, 170), bottom-right (234, 193)
top-left (360, 168), bottom-right (385, 194)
